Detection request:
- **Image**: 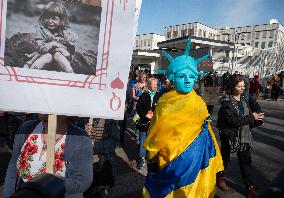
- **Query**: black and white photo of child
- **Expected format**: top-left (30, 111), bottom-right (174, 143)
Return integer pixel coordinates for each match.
top-left (5, 0), bottom-right (101, 75)
top-left (24, 2), bottom-right (77, 72)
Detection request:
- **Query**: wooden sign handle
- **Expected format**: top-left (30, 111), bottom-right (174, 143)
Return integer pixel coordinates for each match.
top-left (89, 116), bottom-right (94, 125)
top-left (46, 114), bottom-right (57, 174)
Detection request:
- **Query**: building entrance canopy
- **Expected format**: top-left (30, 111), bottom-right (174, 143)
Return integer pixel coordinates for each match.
top-left (157, 36), bottom-right (234, 73)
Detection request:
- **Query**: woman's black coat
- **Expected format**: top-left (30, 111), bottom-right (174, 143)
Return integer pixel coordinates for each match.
top-left (217, 96), bottom-right (255, 139)
top-left (136, 91), bottom-right (161, 130)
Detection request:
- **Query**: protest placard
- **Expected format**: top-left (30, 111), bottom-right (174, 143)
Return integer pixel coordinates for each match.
top-left (0, 0), bottom-right (142, 120)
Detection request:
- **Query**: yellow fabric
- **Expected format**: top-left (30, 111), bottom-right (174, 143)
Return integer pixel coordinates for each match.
top-left (143, 156), bottom-right (222, 198)
top-left (143, 89), bottom-right (224, 198)
top-left (144, 90), bottom-right (209, 168)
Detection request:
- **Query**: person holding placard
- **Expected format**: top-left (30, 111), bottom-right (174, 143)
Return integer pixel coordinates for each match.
top-left (3, 114), bottom-right (93, 198)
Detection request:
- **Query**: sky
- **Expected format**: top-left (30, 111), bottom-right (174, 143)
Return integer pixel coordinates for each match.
top-left (137, 0), bottom-right (284, 35)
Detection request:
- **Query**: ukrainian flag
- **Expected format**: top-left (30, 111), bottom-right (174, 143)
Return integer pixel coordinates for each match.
top-left (143, 90), bottom-right (224, 198)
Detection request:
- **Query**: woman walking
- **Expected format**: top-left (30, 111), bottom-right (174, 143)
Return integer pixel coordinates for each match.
top-left (136, 78), bottom-right (161, 169)
top-left (216, 74), bottom-right (264, 198)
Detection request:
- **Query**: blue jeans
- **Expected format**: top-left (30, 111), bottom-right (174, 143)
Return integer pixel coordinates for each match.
top-left (139, 131), bottom-right (147, 158)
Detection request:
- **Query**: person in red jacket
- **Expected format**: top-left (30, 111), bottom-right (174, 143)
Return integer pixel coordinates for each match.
top-left (253, 75), bottom-right (261, 98)
top-left (249, 75), bottom-right (261, 98)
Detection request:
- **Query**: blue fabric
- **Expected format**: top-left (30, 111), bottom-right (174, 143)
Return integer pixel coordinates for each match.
top-left (149, 91), bottom-right (156, 107)
top-left (157, 81), bottom-right (163, 91)
top-left (129, 79), bottom-right (138, 88)
top-left (137, 88), bottom-right (143, 97)
top-left (139, 131), bottom-right (147, 158)
top-left (144, 122), bottom-right (216, 198)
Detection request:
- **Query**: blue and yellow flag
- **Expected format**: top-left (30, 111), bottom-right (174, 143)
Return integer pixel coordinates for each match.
top-left (143, 90), bottom-right (224, 198)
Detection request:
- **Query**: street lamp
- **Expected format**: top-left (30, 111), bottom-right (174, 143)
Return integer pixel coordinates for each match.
top-left (232, 32), bottom-right (241, 73)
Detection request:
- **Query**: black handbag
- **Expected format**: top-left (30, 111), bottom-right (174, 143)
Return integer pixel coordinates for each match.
top-left (147, 154), bottom-right (159, 173)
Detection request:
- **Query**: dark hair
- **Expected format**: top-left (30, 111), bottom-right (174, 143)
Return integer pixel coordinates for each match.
top-left (39, 2), bottom-right (69, 29)
top-left (226, 74), bottom-right (244, 95)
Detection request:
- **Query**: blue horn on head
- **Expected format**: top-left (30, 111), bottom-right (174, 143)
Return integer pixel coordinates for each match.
top-left (162, 50), bottom-right (174, 62)
top-left (184, 37), bottom-right (191, 56)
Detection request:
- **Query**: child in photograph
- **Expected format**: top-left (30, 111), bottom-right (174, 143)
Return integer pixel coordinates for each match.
top-left (24, 1), bottom-right (78, 73)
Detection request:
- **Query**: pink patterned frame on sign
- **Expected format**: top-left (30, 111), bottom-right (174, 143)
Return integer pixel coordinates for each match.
top-left (0, 0), bottom-right (129, 91)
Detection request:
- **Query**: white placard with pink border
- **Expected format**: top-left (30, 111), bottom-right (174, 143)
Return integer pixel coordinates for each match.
top-left (0, 0), bottom-right (142, 119)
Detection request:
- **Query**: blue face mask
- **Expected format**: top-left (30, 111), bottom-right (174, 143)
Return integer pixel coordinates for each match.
top-left (162, 37), bottom-right (209, 92)
top-left (173, 68), bottom-right (197, 93)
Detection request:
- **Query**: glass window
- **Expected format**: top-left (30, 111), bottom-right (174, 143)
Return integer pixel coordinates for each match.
top-left (255, 31), bottom-right (260, 39)
top-left (254, 42), bottom-right (259, 48)
top-left (173, 30), bottom-right (178, 38)
top-left (222, 34), bottom-right (228, 41)
top-left (181, 29), bottom-right (187, 37)
top-left (262, 31), bottom-right (267, 38)
top-left (268, 41), bottom-right (273, 48)
top-left (247, 33), bottom-right (251, 39)
top-left (188, 28), bottom-right (194, 36)
top-left (148, 39), bottom-right (150, 46)
top-left (261, 42), bottom-right (266, 49)
top-left (234, 33), bottom-right (241, 42)
top-left (269, 30), bottom-right (274, 38)
top-left (167, 31), bottom-right (171, 39)
top-left (198, 29), bottom-right (202, 37)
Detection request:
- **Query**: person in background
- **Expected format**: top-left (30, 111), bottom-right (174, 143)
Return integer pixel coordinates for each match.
top-left (136, 78), bottom-right (161, 169)
top-left (84, 118), bottom-right (120, 197)
top-left (264, 82), bottom-right (271, 100)
top-left (132, 71), bottom-right (148, 112)
top-left (216, 74), bottom-right (264, 198)
top-left (132, 72), bottom-right (148, 140)
top-left (3, 114), bottom-right (93, 198)
top-left (129, 71), bottom-right (138, 89)
top-left (203, 72), bottom-right (215, 115)
top-left (253, 75), bottom-right (261, 98)
top-left (159, 79), bottom-right (173, 95)
top-left (158, 74), bottom-right (173, 95)
top-left (213, 71), bottom-right (219, 87)
top-left (204, 72), bottom-right (214, 87)
top-left (221, 71), bottom-right (230, 92)
top-left (270, 74), bottom-right (281, 101)
top-left (119, 72), bottom-right (134, 147)
top-left (0, 112), bottom-right (7, 147)
top-left (144, 69), bottom-right (151, 78)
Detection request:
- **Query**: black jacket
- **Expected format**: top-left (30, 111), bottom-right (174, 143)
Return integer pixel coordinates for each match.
top-left (136, 91), bottom-right (162, 128)
top-left (217, 95), bottom-right (255, 139)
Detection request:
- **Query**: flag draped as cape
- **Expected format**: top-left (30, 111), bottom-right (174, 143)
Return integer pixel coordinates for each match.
top-left (143, 90), bottom-right (224, 198)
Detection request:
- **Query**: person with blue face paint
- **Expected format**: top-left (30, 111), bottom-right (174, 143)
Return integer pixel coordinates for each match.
top-left (173, 68), bottom-right (197, 93)
top-left (142, 37), bottom-right (224, 198)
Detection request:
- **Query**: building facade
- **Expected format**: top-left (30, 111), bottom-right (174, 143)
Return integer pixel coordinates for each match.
top-left (134, 33), bottom-right (166, 50)
top-left (165, 22), bottom-right (218, 41)
top-left (165, 19), bottom-right (284, 49)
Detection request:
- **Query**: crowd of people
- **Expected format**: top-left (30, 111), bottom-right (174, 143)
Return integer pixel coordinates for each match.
top-left (0, 63), bottom-right (282, 197)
